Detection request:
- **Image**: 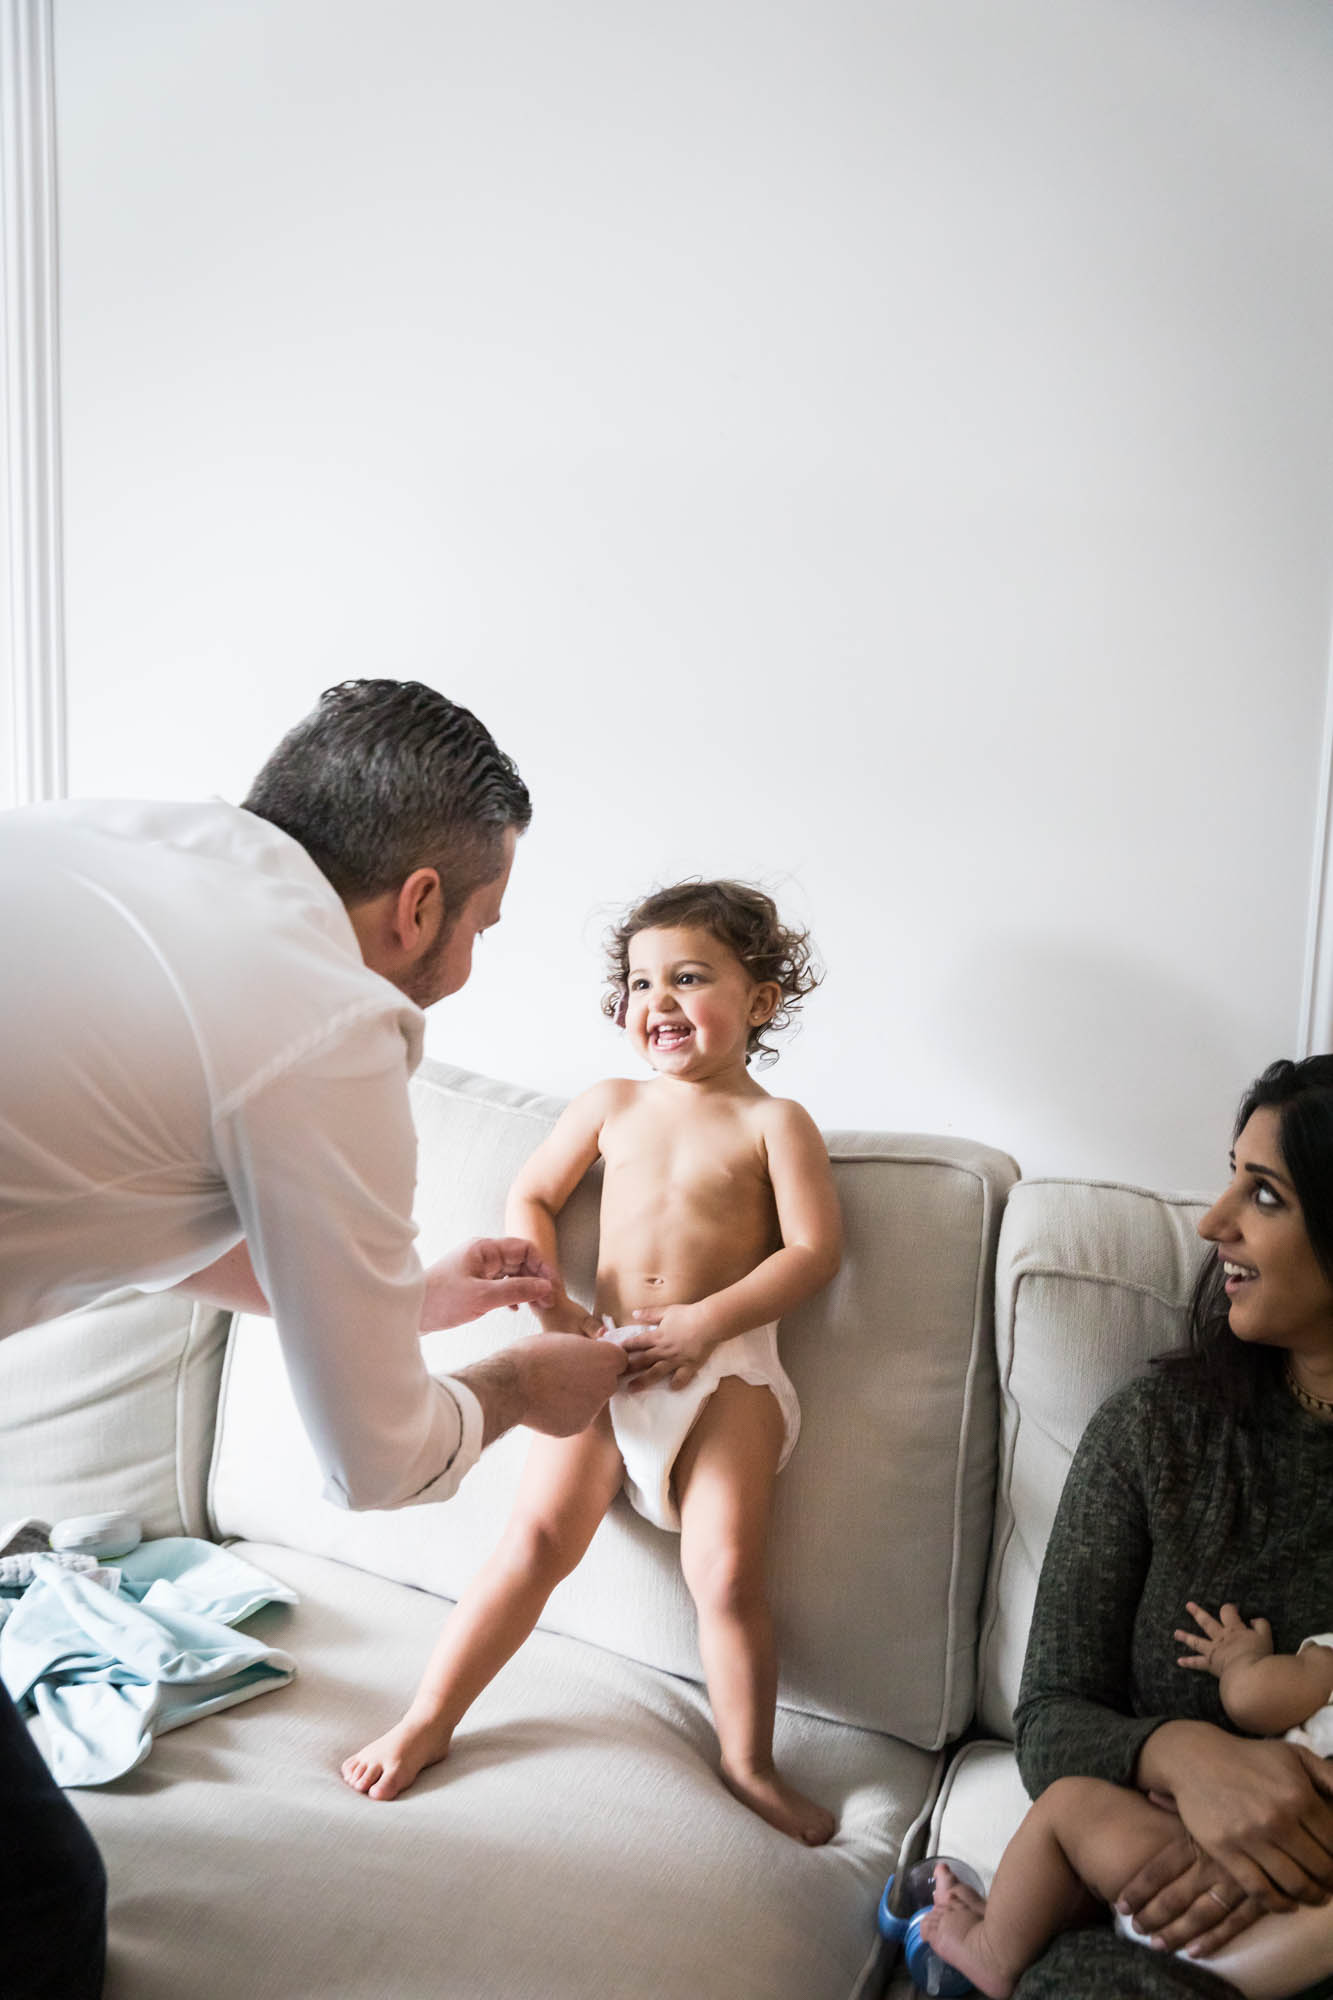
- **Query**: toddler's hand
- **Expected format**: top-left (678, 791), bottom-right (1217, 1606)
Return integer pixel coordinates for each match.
top-left (534, 1297), bottom-right (604, 1339)
top-left (1176, 1601), bottom-right (1274, 1679)
top-left (618, 1304), bottom-right (713, 1392)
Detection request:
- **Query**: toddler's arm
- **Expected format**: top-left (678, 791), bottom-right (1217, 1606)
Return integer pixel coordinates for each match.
top-left (624, 1098), bottom-right (842, 1390)
top-left (504, 1082), bottom-right (624, 1338)
top-left (1176, 1601), bottom-right (1333, 1736)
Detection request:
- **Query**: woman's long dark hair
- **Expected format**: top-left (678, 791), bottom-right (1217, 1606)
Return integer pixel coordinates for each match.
top-left (1157, 1055), bottom-right (1333, 1417)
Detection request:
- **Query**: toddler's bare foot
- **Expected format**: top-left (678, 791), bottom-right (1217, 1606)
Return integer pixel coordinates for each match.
top-left (918, 1865), bottom-right (1014, 2000)
top-left (720, 1760), bottom-right (836, 1846)
top-left (339, 1713), bottom-right (454, 1801)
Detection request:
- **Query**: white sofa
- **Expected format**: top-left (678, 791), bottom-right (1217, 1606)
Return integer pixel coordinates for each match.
top-left (0, 1060), bottom-right (1208, 2000)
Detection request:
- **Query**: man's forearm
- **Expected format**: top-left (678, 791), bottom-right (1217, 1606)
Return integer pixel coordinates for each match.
top-left (174, 1240), bottom-right (270, 1313)
top-left (449, 1333), bottom-right (627, 1449)
top-left (451, 1350), bottom-right (526, 1448)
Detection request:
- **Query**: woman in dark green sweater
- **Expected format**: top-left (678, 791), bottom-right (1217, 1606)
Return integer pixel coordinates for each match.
top-left (963, 1057), bottom-right (1333, 1998)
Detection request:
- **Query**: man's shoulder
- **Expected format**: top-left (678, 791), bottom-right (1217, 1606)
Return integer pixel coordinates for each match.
top-left (7, 796), bottom-right (325, 898)
top-left (14, 796), bottom-right (420, 1098)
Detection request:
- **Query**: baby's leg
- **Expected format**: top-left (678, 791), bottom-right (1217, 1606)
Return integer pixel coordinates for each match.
top-left (340, 1413), bottom-right (625, 1800)
top-left (918, 1777), bottom-right (1187, 2000)
top-left (674, 1377), bottom-right (834, 1847)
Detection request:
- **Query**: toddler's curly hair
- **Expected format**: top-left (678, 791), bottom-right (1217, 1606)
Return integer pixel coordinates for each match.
top-left (601, 879), bottom-right (820, 1066)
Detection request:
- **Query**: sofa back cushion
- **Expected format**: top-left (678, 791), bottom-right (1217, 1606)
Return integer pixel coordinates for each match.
top-left (0, 1289), bottom-right (231, 1537)
top-left (975, 1177), bottom-right (1207, 1739)
top-left (210, 1060), bottom-right (1017, 1744)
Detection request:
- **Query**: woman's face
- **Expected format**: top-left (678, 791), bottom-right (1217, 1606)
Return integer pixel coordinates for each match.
top-left (1198, 1105), bottom-right (1333, 1359)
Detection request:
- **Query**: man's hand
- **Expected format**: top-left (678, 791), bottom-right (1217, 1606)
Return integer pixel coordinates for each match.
top-left (618, 1303), bottom-right (716, 1391)
top-left (1114, 1836), bottom-right (1265, 1958)
top-left (419, 1237), bottom-right (557, 1331)
top-left (455, 1333), bottom-right (628, 1447)
top-left (1176, 1602), bottom-right (1275, 1681)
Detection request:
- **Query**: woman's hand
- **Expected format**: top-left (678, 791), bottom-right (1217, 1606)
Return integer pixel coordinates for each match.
top-left (617, 1304), bottom-right (716, 1391)
top-left (1133, 1723), bottom-right (1333, 1935)
top-left (1114, 1835), bottom-right (1266, 1957)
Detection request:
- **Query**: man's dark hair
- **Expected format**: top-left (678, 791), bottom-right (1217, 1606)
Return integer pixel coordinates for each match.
top-left (1158, 1053), bottom-right (1333, 1418)
top-left (243, 680), bottom-right (532, 908)
top-left (600, 878), bottom-right (819, 1066)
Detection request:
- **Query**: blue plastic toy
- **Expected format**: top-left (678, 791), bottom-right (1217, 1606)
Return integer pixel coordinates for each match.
top-left (877, 1855), bottom-right (983, 1997)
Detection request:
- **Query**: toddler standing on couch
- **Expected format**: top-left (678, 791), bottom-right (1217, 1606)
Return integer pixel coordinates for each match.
top-left (341, 879), bottom-right (843, 1843)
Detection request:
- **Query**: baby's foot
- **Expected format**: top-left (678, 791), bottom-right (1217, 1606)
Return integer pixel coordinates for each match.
top-left (720, 1760), bottom-right (836, 1846)
top-left (339, 1713), bottom-right (454, 1801)
top-left (917, 1865), bottom-right (1013, 2000)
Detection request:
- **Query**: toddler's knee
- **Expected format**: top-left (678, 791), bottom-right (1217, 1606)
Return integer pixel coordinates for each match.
top-left (683, 1544), bottom-right (764, 1621)
top-left (502, 1515), bottom-right (581, 1585)
top-left (1037, 1775), bottom-right (1115, 1830)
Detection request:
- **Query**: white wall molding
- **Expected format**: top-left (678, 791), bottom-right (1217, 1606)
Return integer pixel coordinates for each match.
top-left (1298, 623), bottom-right (1333, 1057)
top-left (1, 0), bottom-right (67, 805)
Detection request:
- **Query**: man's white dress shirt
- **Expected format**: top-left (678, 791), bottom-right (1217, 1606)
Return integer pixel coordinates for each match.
top-left (0, 797), bottom-right (482, 1510)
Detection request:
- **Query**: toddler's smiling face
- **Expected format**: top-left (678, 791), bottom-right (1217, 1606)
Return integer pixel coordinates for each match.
top-left (623, 925), bottom-right (776, 1083)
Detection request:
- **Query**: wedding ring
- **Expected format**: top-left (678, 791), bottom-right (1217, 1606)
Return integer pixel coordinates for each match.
top-left (1206, 1888), bottom-right (1233, 1911)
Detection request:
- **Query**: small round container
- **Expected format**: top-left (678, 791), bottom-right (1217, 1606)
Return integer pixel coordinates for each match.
top-left (49, 1512), bottom-right (142, 1559)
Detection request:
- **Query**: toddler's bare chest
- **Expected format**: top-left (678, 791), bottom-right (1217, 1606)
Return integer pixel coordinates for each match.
top-left (601, 1113), bottom-right (769, 1210)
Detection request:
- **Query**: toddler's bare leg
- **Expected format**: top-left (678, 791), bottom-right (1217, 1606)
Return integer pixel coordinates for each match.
top-left (675, 1378), bottom-right (835, 1846)
top-left (918, 1777), bottom-right (1186, 1999)
top-left (340, 1413), bottom-right (626, 1800)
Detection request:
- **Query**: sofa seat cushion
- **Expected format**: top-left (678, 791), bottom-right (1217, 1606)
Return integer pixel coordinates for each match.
top-left (77, 1543), bottom-right (930, 2000)
top-left (924, 1735), bottom-right (1031, 1887)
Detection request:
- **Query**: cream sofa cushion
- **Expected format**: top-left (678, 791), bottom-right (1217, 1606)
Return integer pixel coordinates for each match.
top-left (78, 1542), bottom-right (928, 2000)
top-left (974, 1177), bottom-right (1207, 1740)
top-left (924, 1736), bottom-right (1034, 1887)
top-left (210, 1061), bottom-right (1017, 1746)
top-left (891, 1179), bottom-right (1212, 1995)
top-left (0, 1288), bottom-right (231, 1537)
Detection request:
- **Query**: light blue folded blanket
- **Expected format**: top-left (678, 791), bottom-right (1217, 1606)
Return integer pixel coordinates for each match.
top-left (0, 1537), bottom-right (297, 1787)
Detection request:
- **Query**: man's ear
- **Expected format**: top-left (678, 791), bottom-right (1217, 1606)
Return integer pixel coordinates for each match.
top-left (749, 980), bottom-right (782, 1027)
top-left (393, 867), bottom-right (444, 949)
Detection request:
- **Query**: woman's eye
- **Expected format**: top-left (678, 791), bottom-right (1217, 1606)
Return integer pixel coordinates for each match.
top-left (1253, 1184), bottom-right (1281, 1210)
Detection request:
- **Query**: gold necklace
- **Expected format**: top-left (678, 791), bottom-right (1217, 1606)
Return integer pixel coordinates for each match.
top-left (1285, 1363), bottom-right (1333, 1419)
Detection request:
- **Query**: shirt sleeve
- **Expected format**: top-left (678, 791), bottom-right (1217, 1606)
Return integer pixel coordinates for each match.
top-left (1013, 1382), bottom-right (1168, 1797)
top-left (212, 1010), bottom-right (484, 1511)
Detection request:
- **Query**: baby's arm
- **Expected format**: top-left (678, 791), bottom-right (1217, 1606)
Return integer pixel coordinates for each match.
top-left (625, 1100), bottom-right (842, 1390)
top-left (505, 1083), bottom-right (624, 1338)
top-left (1176, 1602), bottom-right (1333, 1737)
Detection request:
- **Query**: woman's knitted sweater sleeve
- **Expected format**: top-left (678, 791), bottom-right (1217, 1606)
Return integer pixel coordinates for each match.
top-left (1013, 1378), bottom-right (1168, 1798)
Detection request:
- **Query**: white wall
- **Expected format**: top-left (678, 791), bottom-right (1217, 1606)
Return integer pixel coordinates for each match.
top-left (46, 0), bottom-right (1333, 1189)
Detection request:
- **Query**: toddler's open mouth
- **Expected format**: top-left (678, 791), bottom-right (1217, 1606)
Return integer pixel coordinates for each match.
top-left (650, 1024), bottom-right (693, 1051)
